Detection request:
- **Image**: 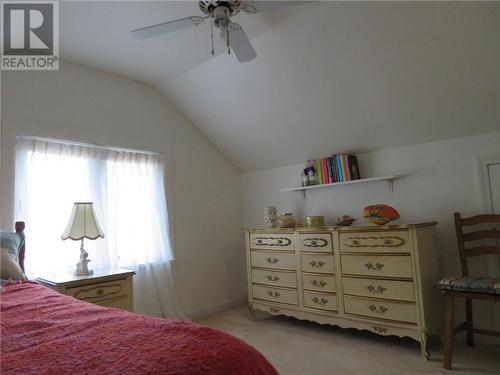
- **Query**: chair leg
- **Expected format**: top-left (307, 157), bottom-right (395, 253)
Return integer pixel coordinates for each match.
top-left (465, 298), bottom-right (475, 347)
top-left (443, 294), bottom-right (455, 370)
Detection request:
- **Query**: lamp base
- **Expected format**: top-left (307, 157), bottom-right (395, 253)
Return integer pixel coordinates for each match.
top-left (75, 239), bottom-right (93, 276)
top-left (74, 268), bottom-right (94, 277)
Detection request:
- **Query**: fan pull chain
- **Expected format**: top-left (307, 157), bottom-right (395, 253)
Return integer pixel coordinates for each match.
top-left (227, 23), bottom-right (231, 55)
top-left (210, 16), bottom-right (214, 55)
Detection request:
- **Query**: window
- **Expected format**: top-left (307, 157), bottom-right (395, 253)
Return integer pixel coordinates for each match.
top-left (15, 137), bottom-right (173, 278)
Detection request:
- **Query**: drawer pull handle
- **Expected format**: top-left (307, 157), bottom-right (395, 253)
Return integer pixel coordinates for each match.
top-left (253, 237), bottom-right (291, 247)
top-left (270, 307), bottom-right (280, 313)
top-left (267, 290), bottom-right (281, 298)
top-left (309, 260), bottom-right (326, 268)
top-left (266, 257), bottom-right (279, 264)
top-left (266, 275), bottom-right (280, 282)
top-left (368, 304), bottom-right (388, 314)
top-left (346, 236), bottom-right (405, 248)
top-left (366, 285), bottom-right (387, 294)
top-left (364, 262), bottom-right (385, 270)
top-left (311, 280), bottom-right (327, 288)
top-left (312, 296), bottom-right (328, 305)
top-left (373, 326), bottom-right (388, 334)
top-left (304, 238), bottom-right (328, 248)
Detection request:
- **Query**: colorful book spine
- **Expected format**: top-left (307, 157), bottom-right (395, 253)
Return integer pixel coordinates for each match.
top-left (333, 157), bottom-right (338, 183)
top-left (342, 155), bottom-right (351, 181)
top-left (325, 158), bottom-right (331, 184)
top-left (332, 155), bottom-right (339, 183)
top-left (321, 158), bottom-right (329, 184)
top-left (315, 159), bottom-right (323, 184)
top-left (335, 155), bottom-right (343, 182)
top-left (326, 157), bottom-right (333, 183)
top-left (339, 156), bottom-right (346, 182)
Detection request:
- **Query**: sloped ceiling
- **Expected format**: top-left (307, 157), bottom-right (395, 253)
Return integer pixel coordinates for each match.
top-left (61, 1), bottom-right (500, 171)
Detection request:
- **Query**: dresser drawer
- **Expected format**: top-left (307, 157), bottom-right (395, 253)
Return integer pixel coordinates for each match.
top-left (252, 284), bottom-right (298, 305)
top-left (303, 291), bottom-right (338, 312)
top-left (297, 233), bottom-right (333, 253)
top-left (94, 295), bottom-right (131, 310)
top-left (344, 296), bottom-right (417, 324)
top-left (66, 278), bottom-right (129, 302)
top-left (250, 233), bottom-right (295, 251)
top-left (251, 251), bottom-right (296, 270)
top-left (251, 269), bottom-right (297, 288)
top-left (339, 231), bottom-right (411, 253)
top-left (302, 274), bottom-right (336, 293)
top-left (342, 277), bottom-right (415, 302)
top-left (301, 254), bottom-right (335, 274)
top-left (341, 254), bottom-right (413, 279)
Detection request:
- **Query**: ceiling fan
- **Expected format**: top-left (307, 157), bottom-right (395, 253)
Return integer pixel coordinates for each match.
top-left (130, 1), bottom-right (309, 63)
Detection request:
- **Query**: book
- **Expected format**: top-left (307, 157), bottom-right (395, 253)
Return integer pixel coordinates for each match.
top-left (327, 157), bottom-right (334, 183)
top-left (339, 155), bottom-right (347, 181)
top-left (348, 155), bottom-right (361, 180)
top-left (315, 159), bottom-right (323, 184)
top-left (341, 155), bottom-right (351, 181)
top-left (335, 155), bottom-right (343, 182)
top-left (321, 158), bottom-right (329, 184)
top-left (331, 155), bottom-right (338, 183)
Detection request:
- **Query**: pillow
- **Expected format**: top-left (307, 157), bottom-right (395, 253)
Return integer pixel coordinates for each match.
top-left (1, 231), bottom-right (24, 259)
top-left (1, 248), bottom-right (26, 280)
top-left (0, 231), bottom-right (26, 280)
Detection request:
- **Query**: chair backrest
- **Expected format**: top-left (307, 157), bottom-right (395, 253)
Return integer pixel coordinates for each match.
top-left (454, 212), bottom-right (500, 276)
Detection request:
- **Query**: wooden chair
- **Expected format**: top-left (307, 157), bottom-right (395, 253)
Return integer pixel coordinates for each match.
top-left (438, 213), bottom-right (500, 370)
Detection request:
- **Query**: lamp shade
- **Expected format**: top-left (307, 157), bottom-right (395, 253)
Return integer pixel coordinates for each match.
top-left (61, 202), bottom-right (104, 241)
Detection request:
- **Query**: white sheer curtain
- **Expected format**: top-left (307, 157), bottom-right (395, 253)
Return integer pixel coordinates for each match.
top-left (15, 137), bottom-right (184, 319)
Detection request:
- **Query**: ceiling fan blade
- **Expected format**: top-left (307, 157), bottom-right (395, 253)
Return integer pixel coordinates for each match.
top-left (230, 23), bottom-right (257, 63)
top-left (131, 16), bottom-right (208, 39)
top-left (241, 1), bottom-right (312, 14)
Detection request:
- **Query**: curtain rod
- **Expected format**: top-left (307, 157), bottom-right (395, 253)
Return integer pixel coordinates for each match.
top-left (17, 135), bottom-right (162, 156)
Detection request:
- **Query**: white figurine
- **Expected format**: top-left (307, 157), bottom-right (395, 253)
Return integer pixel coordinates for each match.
top-left (264, 206), bottom-right (278, 228)
top-left (75, 250), bottom-right (93, 276)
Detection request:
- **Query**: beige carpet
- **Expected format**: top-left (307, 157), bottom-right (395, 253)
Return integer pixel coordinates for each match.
top-left (197, 306), bottom-right (500, 375)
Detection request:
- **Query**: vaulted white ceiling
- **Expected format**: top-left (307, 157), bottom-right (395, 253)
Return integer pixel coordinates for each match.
top-left (61, 1), bottom-right (500, 171)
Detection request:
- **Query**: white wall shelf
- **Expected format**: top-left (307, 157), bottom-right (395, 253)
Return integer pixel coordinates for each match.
top-left (280, 175), bottom-right (404, 200)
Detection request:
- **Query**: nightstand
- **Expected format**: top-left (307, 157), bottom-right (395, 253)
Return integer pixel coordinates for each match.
top-left (36, 267), bottom-right (135, 312)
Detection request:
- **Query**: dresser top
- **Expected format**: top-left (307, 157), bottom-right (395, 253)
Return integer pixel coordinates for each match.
top-left (247, 221), bottom-right (438, 232)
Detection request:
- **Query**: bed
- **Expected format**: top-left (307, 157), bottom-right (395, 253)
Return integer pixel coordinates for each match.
top-left (1, 222), bottom-right (277, 375)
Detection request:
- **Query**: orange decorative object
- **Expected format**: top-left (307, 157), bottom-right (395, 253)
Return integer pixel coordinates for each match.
top-left (363, 204), bottom-right (400, 225)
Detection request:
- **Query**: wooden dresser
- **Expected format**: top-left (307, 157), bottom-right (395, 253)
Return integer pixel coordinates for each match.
top-left (37, 268), bottom-right (135, 312)
top-left (246, 223), bottom-right (441, 359)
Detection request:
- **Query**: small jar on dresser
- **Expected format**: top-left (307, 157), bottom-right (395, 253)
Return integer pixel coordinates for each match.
top-left (36, 267), bottom-right (135, 312)
top-left (245, 222), bottom-right (441, 359)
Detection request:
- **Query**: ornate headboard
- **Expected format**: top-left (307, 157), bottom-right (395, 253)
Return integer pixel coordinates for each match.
top-left (15, 221), bottom-right (26, 272)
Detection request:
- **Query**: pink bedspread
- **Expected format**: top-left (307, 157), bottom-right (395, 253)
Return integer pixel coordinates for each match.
top-left (1, 282), bottom-right (278, 375)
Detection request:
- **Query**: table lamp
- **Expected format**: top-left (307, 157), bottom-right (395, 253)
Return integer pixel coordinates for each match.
top-left (61, 202), bottom-right (104, 276)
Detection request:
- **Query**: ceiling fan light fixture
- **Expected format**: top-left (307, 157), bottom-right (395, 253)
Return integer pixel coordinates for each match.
top-left (130, 1), bottom-right (312, 63)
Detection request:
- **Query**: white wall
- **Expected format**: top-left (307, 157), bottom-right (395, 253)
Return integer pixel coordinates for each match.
top-left (0, 62), bottom-right (245, 317)
top-left (243, 132), bottom-right (500, 327)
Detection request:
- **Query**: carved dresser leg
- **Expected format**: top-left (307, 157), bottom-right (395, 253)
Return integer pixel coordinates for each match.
top-left (248, 304), bottom-right (256, 321)
top-left (420, 333), bottom-right (430, 360)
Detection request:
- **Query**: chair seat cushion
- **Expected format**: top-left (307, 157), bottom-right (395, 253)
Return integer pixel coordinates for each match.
top-left (438, 276), bottom-right (500, 295)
